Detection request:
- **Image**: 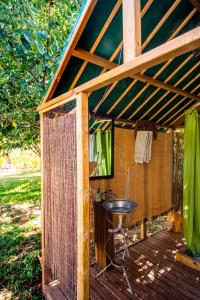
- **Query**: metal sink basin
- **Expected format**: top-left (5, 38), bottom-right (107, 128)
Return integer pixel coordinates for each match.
top-left (103, 200), bottom-right (137, 214)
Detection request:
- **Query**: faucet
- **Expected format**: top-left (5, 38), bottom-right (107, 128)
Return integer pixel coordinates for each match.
top-left (102, 189), bottom-right (116, 201)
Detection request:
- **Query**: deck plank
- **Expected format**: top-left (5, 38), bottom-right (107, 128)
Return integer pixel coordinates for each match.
top-left (90, 230), bottom-right (200, 300)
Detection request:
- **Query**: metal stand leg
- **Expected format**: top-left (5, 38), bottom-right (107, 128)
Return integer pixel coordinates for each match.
top-left (96, 213), bottom-right (133, 294)
top-left (121, 228), bottom-right (130, 259)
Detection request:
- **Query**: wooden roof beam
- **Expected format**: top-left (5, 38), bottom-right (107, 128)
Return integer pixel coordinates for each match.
top-left (72, 48), bottom-right (200, 102)
top-left (38, 27), bottom-right (200, 113)
top-left (42, 0), bottom-right (98, 104)
top-left (122, 0), bottom-right (141, 62)
top-left (69, 0), bottom-right (122, 90)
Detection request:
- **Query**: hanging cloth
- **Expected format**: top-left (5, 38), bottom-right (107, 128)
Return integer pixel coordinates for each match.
top-left (89, 134), bottom-right (97, 162)
top-left (134, 131), bottom-right (153, 163)
top-left (183, 109), bottom-right (200, 256)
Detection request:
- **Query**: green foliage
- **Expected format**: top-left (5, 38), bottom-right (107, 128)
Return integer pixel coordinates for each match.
top-left (0, 149), bottom-right (40, 169)
top-left (0, 171), bottom-right (41, 299)
top-left (0, 0), bottom-right (82, 155)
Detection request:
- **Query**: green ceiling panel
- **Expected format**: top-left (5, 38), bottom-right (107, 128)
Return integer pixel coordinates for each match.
top-left (143, 0), bottom-right (194, 53)
top-left (141, 0), bottom-right (174, 51)
top-left (94, 8), bottom-right (123, 61)
top-left (186, 81), bottom-right (200, 94)
top-left (167, 57), bottom-right (199, 87)
top-left (77, 0), bottom-right (118, 51)
top-left (46, 0), bottom-right (199, 126)
top-left (74, 62), bottom-right (102, 87)
top-left (109, 81), bottom-right (146, 117)
top-left (155, 53), bottom-right (190, 82)
top-left (143, 62), bottom-right (166, 78)
top-left (163, 99), bottom-right (195, 125)
top-left (150, 94), bottom-right (183, 122)
top-left (97, 78), bottom-right (133, 114)
top-left (120, 84), bottom-right (157, 119)
top-left (53, 57), bottom-right (83, 98)
top-left (133, 89), bottom-right (170, 120)
top-left (89, 87), bottom-right (108, 112)
top-left (174, 67), bottom-right (200, 90)
top-left (175, 10), bottom-right (200, 37)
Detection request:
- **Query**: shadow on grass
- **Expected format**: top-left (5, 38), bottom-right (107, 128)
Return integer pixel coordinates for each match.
top-left (0, 173), bottom-right (43, 299)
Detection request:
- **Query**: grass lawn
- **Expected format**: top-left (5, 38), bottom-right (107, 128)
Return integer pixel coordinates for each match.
top-left (0, 171), bottom-right (42, 299)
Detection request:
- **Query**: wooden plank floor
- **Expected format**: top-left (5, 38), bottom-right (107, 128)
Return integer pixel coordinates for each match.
top-left (90, 230), bottom-right (200, 300)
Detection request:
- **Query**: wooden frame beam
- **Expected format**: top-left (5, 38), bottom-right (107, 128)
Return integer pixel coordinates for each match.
top-left (72, 48), bottom-right (200, 102)
top-left (122, 0), bottom-right (141, 62)
top-left (40, 113), bottom-right (46, 294)
top-left (42, 0), bottom-right (97, 104)
top-left (38, 27), bottom-right (200, 113)
top-left (106, 8), bottom-right (197, 116)
top-left (76, 92), bottom-right (89, 300)
top-left (69, 0), bottom-right (122, 90)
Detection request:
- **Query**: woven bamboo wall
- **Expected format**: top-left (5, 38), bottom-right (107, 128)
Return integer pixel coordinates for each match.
top-left (43, 112), bottom-right (77, 299)
top-left (90, 128), bottom-right (173, 233)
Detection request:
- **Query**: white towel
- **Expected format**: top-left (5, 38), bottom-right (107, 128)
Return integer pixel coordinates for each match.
top-left (134, 131), bottom-right (153, 164)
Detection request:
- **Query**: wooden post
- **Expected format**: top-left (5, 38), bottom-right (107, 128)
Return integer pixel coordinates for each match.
top-left (140, 218), bottom-right (147, 239)
top-left (122, 0), bottom-right (141, 62)
top-left (76, 92), bottom-right (90, 300)
top-left (40, 113), bottom-right (46, 294)
top-left (94, 202), bottom-right (114, 269)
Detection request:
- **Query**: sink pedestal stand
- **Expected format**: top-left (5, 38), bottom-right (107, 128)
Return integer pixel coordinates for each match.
top-left (96, 213), bottom-right (133, 294)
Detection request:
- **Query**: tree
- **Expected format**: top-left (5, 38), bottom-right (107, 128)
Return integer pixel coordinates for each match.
top-left (0, 0), bottom-right (82, 156)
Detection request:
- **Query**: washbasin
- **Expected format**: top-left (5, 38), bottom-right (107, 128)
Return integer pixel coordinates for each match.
top-left (103, 200), bottom-right (137, 214)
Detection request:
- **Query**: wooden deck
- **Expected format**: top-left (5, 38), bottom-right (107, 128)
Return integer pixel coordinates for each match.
top-left (90, 230), bottom-right (200, 300)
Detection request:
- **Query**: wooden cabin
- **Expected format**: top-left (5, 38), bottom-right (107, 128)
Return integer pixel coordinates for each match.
top-left (38, 0), bottom-right (200, 299)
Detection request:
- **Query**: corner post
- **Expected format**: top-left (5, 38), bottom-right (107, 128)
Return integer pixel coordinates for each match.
top-left (40, 112), bottom-right (46, 294)
top-left (76, 92), bottom-right (89, 300)
top-left (122, 0), bottom-right (141, 62)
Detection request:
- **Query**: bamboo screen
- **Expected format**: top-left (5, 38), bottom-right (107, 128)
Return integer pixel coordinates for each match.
top-left (90, 128), bottom-right (173, 232)
top-left (43, 109), bottom-right (77, 299)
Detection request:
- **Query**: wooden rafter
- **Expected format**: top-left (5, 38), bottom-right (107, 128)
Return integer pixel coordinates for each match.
top-left (69, 0), bottom-right (122, 90)
top-left (173, 92), bottom-right (200, 127)
top-left (169, 8), bottom-right (197, 41)
top-left (38, 27), bottom-right (200, 113)
top-left (72, 48), bottom-right (200, 105)
top-left (94, 0), bottom-right (153, 114)
top-left (134, 74), bottom-right (199, 101)
top-left (93, 8), bottom-right (197, 116)
top-left (42, 0), bottom-right (97, 104)
top-left (113, 59), bottom-right (173, 118)
top-left (155, 75), bottom-right (200, 124)
top-left (122, 0), bottom-right (141, 62)
top-left (142, 0), bottom-right (181, 50)
top-left (153, 72), bottom-right (200, 123)
top-left (164, 87), bottom-right (200, 125)
top-left (76, 92), bottom-right (89, 300)
top-left (127, 55), bottom-right (192, 120)
top-left (152, 63), bottom-right (200, 122)
top-left (141, 0), bottom-right (154, 17)
top-left (107, 80), bottom-right (137, 114)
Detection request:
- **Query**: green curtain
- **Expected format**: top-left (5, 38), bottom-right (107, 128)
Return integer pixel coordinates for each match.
top-left (96, 129), bottom-right (112, 176)
top-left (183, 109), bottom-right (200, 256)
